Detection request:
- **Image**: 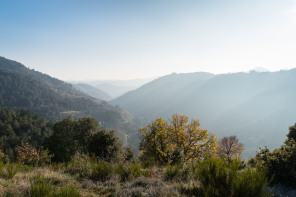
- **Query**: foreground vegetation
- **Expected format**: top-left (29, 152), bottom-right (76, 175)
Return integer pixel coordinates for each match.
top-left (0, 107), bottom-right (296, 196)
top-left (0, 154), bottom-right (273, 197)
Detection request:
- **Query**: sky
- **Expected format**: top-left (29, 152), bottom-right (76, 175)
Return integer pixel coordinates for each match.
top-left (1, 0), bottom-right (296, 80)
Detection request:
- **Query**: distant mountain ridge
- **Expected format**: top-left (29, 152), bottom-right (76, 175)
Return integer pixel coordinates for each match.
top-left (112, 70), bottom-right (296, 157)
top-left (0, 56), bottom-right (137, 142)
top-left (72, 83), bottom-right (113, 101)
top-left (71, 77), bottom-right (157, 98)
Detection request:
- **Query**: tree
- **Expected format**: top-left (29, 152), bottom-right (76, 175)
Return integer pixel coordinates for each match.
top-left (139, 117), bottom-right (173, 164)
top-left (45, 116), bottom-right (122, 162)
top-left (249, 123), bottom-right (296, 187)
top-left (169, 114), bottom-right (218, 161)
top-left (45, 116), bottom-right (100, 162)
top-left (217, 136), bottom-right (244, 161)
top-left (88, 129), bottom-right (122, 162)
top-left (139, 114), bottom-right (218, 164)
top-left (287, 123), bottom-right (296, 142)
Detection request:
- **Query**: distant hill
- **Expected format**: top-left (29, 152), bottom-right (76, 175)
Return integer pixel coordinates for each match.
top-left (112, 70), bottom-right (296, 157)
top-left (95, 83), bottom-right (138, 98)
top-left (71, 78), bottom-right (157, 98)
top-left (72, 83), bottom-right (113, 101)
top-left (0, 56), bottom-right (138, 143)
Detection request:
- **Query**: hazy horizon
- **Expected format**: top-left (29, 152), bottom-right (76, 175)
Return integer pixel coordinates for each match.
top-left (1, 0), bottom-right (296, 80)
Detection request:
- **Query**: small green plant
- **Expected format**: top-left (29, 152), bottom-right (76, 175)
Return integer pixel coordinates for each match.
top-left (66, 153), bottom-right (91, 178)
top-left (130, 163), bottom-right (141, 178)
top-left (141, 156), bottom-right (155, 168)
top-left (30, 175), bottom-right (80, 197)
top-left (90, 160), bottom-right (113, 181)
top-left (116, 163), bottom-right (131, 181)
top-left (56, 184), bottom-right (80, 197)
top-left (30, 175), bottom-right (53, 197)
top-left (0, 162), bottom-right (20, 179)
top-left (164, 163), bottom-right (183, 181)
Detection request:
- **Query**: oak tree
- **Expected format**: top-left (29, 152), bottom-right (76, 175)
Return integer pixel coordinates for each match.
top-left (139, 114), bottom-right (218, 164)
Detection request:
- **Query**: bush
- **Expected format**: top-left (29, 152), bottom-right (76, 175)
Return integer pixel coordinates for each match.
top-left (16, 143), bottom-right (39, 165)
top-left (66, 153), bottom-right (91, 178)
top-left (30, 175), bottom-right (53, 197)
top-left (56, 184), bottom-right (80, 197)
top-left (233, 168), bottom-right (271, 197)
top-left (0, 162), bottom-right (20, 179)
top-left (116, 163), bottom-right (142, 182)
top-left (164, 163), bottom-right (183, 181)
top-left (250, 141), bottom-right (296, 188)
top-left (196, 157), bottom-right (238, 197)
top-left (195, 157), bottom-right (271, 197)
top-left (30, 175), bottom-right (80, 197)
top-left (90, 160), bottom-right (113, 181)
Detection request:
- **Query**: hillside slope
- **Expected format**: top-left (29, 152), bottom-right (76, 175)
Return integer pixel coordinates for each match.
top-left (112, 70), bottom-right (296, 156)
top-left (72, 83), bottom-right (113, 101)
top-left (0, 56), bottom-right (137, 142)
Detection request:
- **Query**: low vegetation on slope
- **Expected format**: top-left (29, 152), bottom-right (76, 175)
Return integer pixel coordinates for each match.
top-left (1, 109), bottom-right (296, 196)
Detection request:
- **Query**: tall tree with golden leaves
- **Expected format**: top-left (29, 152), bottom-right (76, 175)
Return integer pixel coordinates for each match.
top-left (139, 114), bottom-right (218, 164)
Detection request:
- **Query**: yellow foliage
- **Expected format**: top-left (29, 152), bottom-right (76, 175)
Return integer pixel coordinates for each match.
top-left (16, 143), bottom-right (39, 165)
top-left (139, 114), bottom-right (218, 164)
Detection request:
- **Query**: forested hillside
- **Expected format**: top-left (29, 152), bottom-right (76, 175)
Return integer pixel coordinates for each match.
top-left (0, 56), bottom-right (138, 142)
top-left (72, 83), bottom-right (113, 101)
top-left (0, 107), bottom-right (53, 160)
top-left (112, 70), bottom-right (296, 156)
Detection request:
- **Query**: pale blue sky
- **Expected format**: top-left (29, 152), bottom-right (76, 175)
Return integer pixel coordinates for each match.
top-left (1, 0), bottom-right (296, 80)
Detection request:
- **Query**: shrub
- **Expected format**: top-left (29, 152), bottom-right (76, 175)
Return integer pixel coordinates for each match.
top-left (30, 175), bottom-right (80, 197)
top-left (233, 168), bottom-right (271, 197)
top-left (196, 157), bottom-right (238, 197)
top-left (37, 147), bottom-right (54, 166)
top-left (16, 143), bottom-right (39, 165)
top-left (195, 157), bottom-right (271, 197)
top-left (130, 163), bottom-right (141, 178)
top-left (0, 162), bottom-right (20, 179)
top-left (140, 156), bottom-right (155, 168)
top-left (90, 160), bottom-right (113, 181)
top-left (30, 175), bottom-right (53, 197)
top-left (56, 184), bottom-right (80, 197)
top-left (116, 163), bottom-right (143, 182)
top-left (66, 153), bottom-right (91, 178)
top-left (164, 163), bottom-right (183, 181)
top-left (116, 163), bottom-right (131, 182)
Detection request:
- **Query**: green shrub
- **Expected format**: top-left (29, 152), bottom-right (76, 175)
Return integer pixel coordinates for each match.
top-left (56, 184), bottom-right (80, 197)
top-left (130, 163), bottom-right (141, 178)
top-left (66, 153), bottom-right (91, 178)
top-left (30, 175), bottom-right (80, 197)
top-left (115, 163), bottom-right (143, 182)
top-left (233, 168), bottom-right (271, 197)
top-left (141, 156), bottom-right (155, 168)
top-left (116, 163), bottom-right (131, 181)
top-left (195, 157), bottom-right (271, 197)
top-left (196, 157), bottom-right (238, 197)
top-left (141, 169), bottom-right (150, 177)
top-left (164, 163), bottom-right (183, 181)
top-left (30, 175), bottom-right (53, 197)
top-left (0, 162), bottom-right (20, 179)
top-left (90, 160), bottom-right (113, 181)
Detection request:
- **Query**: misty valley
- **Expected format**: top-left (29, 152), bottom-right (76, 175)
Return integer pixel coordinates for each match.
top-left (0, 56), bottom-right (296, 196)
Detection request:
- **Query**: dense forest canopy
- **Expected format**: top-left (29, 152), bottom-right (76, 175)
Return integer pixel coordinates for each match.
top-left (0, 106), bottom-right (53, 160)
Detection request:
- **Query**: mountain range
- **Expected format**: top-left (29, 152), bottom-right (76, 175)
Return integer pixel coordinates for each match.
top-left (112, 70), bottom-right (296, 156)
